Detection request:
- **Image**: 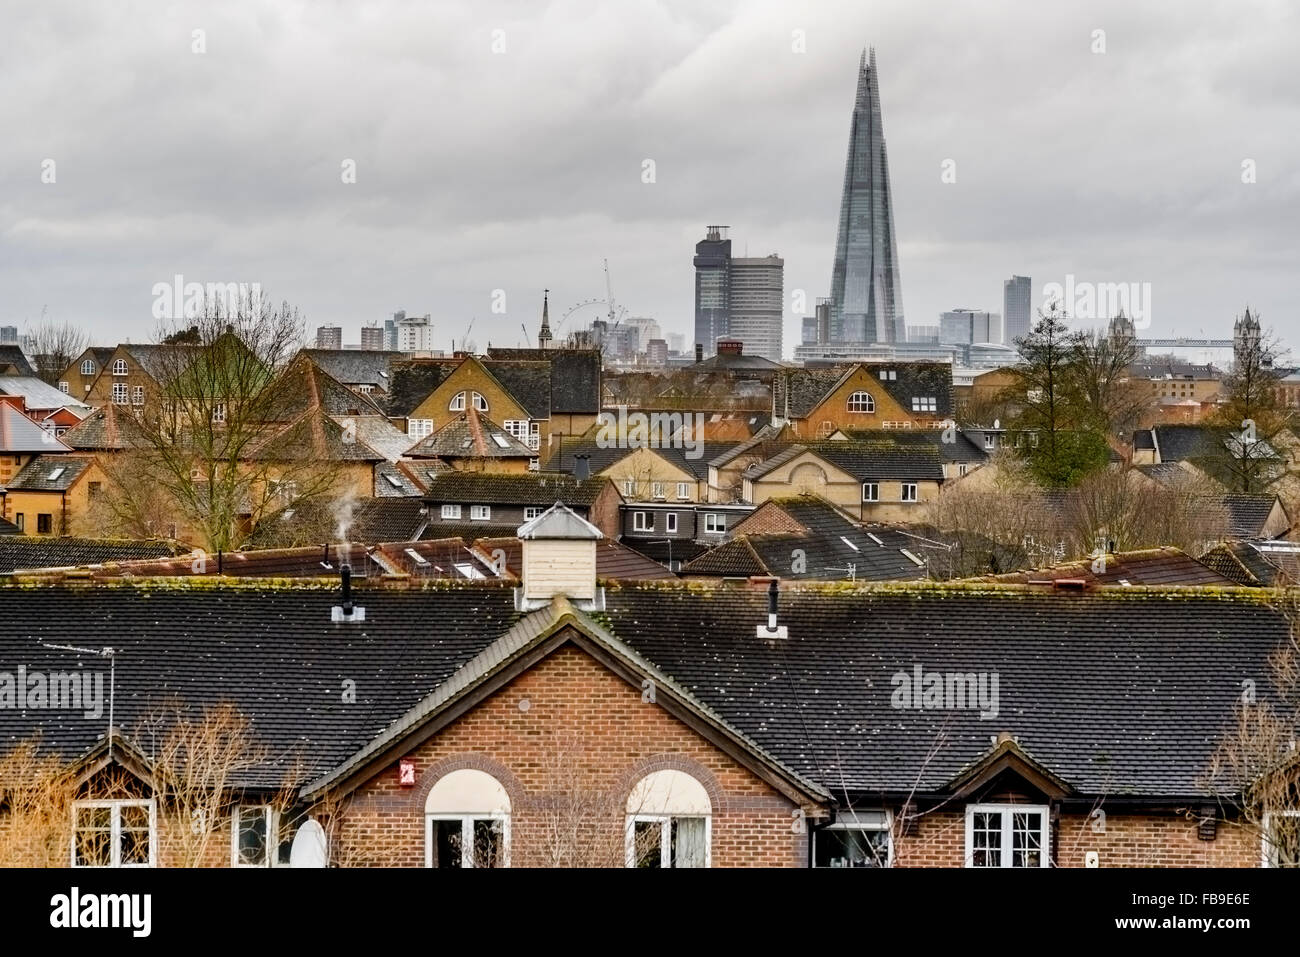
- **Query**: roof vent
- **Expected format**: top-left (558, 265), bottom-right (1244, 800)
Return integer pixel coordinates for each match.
top-left (756, 579), bottom-right (788, 640)
top-left (331, 563), bottom-right (366, 622)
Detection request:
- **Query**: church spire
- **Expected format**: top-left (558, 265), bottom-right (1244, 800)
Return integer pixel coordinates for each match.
top-left (538, 288), bottom-right (553, 349)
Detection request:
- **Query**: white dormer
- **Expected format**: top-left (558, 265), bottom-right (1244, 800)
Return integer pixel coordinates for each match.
top-left (517, 502), bottom-right (603, 610)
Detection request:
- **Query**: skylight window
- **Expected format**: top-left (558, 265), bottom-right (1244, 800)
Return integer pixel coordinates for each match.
top-left (867, 533), bottom-right (884, 546)
top-left (900, 549), bottom-right (925, 567)
top-left (47, 467), bottom-right (66, 481)
top-left (384, 473), bottom-right (404, 489)
top-left (839, 536), bottom-right (860, 552)
top-left (454, 562), bottom-right (486, 579)
top-left (405, 548), bottom-right (430, 566)
top-left (491, 434), bottom-right (511, 448)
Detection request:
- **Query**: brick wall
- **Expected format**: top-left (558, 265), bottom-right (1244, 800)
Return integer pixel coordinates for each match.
top-left (335, 644), bottom-right (809, 868)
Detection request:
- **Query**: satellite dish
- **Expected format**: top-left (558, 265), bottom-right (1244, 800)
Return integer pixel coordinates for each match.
top-left (993, 418), bottom-right (1000, 429)
top-left (289, 818), bottom-right (328, 868)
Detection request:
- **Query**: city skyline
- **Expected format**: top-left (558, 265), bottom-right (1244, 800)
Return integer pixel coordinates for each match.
top-left (4, 1), bottom-right (1297, 356)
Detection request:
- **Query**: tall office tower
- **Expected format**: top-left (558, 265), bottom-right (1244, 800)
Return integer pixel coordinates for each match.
top-left (359, 325), bottom-right (384, 350)
top-left (693, 226), bottom-right (731, 356)
top-left (829, 48), bottom-right (904, 344)
top-left (396, 312), bottom-right (434, 353)
top-left (315, 325), bottom-right (343, 349)
top-left (1003, 275), bottom-right (1032, 346)
top-left (727, 255), bottom-right (784, 362)
top-left (383, 315), bottom-right (399, 350)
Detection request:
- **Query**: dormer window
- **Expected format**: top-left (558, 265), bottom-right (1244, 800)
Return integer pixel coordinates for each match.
top-left (112, 359), bottom-right (127, 376)
top-left (912, 397), bottom-right (937, 413)
top-left (847, 391), bottom-right (875, 413)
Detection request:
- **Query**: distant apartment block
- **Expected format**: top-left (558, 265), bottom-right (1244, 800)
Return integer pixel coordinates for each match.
top-left (692, 226), bottom-right (783, 362)
top-left (0, 326), bottom-right (17, 344)
top-left (395, 311), bottom-right (435, 353)
top-left (939, 309), bottom-right (1001, 346)
top-left (907, 324), bottom-right (940, 344)
top-left (315, 325), bottom-right (343, 350)
top-left (359, 325), bottom-right (384, 350)
top-left (1003, 275), bottom-right (1032, 346)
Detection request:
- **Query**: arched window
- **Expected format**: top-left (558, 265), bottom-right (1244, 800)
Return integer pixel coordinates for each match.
top-left (112, 358), bottom-right (127, 376)
top-left (81, 359), bottom-right (96, 376)
top-left (847, 391), bottom-right (875, 413)
top-left (625, 769), bottom-right (711, 868)
top-left (449, 391), bottom-right (489, 412)
top-left (425, 769), bottom-right (509, 868)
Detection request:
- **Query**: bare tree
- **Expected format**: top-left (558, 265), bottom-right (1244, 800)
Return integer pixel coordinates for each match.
top-left (0, 739), bottom-right (78, 866)
top-left (25, 315), bottom-right (88, 386)
top-left (1069, 324), bottom-right (1151, 441)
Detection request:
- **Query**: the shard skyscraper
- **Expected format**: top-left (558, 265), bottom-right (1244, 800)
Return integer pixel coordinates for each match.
top-left (829, 48), bottom-right (904, 344)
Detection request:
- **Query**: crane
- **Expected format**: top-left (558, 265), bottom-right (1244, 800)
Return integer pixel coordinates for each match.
top-left (457, 317), bottom-right (475, 353)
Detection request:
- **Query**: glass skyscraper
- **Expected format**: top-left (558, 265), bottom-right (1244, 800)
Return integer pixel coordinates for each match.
top-left (829, 48), bottom-right (904, 344)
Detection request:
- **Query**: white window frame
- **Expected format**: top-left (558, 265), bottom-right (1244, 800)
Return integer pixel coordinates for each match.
top-left (523, 507), bottom-right (543, 520)
top-left (528, 458), bottom-right (539, 471)
top-left (407, 418), bottom-right (433, 439)
top-left (900, 483), bottom-right (918, 502)
top-left (704, 513), bottom-right (726, 534)
top-left (59, 381), bottom-right (69, 394)
top-left (624, 814), bottom-right (711, 868)
top-left (862, 482), bottom-right (879, 502)
top-left (111, 382), bottom-right (128, 405)
top-left (441, 504), bottom-right (462, 519)
top-left (132, 385), bottom-right (144, 406)
top-left (424, 814), bottom-right (510, 869)
top-left (665, 513), bottom-right (678, 533)
top-left (651, 481), bottom-right (665, 499)
top-left (212, 402), bottom-right (227, 424)
top-left (676, 482), bottom-right (690, 501)
top-left (231, 804), bottom-right (286, 868)
top-left (81, 359), bottom-right (96, 376)
top-left (847, 391), bottom-right (875, 413)
top-left (1261, 809), bottom-right (1300, 868)
top-left (71, 799), bottom-right (156, 868)
top-left (814, 809), bottom-right (893, 868)
top-left (633, 511), bottom-right (652, 532)
top-left (984, 434), bottom-right (995, 450)
top-left (623, 478), bottom-right (636, 496)
top-left (964, 803), bottom-right (1050, 868)
top-left (450, 391), bottom-right (466, 411)
top-left (112, 358), bottom-right (127, 376)
top-left (470, 505), bottom-right (491, 521)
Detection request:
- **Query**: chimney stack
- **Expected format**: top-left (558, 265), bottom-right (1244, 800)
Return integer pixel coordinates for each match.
top-left (573, 453), bottom-right (591, 481)
top-left (695, 343), bottom-right (703, 364)
top-left (755, 578), bottom-right (788, 639)
top-left (332, 562), bottom-right (366, 622)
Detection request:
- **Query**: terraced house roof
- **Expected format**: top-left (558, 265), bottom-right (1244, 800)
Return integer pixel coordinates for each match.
top-left (420, 471), bottom-right (614, 507)
top-left (0, 578), bottom-right (1288, 800)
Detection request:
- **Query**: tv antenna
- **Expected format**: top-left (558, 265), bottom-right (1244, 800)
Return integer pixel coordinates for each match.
top-left (39, 642), bottom-right (118, 756)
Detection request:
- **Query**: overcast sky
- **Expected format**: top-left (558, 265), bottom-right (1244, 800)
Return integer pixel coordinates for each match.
top-left (3, 0), bottom-right (1298, 357)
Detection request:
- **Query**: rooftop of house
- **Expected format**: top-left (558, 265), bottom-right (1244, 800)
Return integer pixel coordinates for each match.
top-left (296, 348), bottom-right (407, 390)
top-left (743, 440), bottom-right (946, 483)
top-left (0, 346), bottom-right (37, 377)
top-left (0, 536), bottom-right (178, 574)
top-left (545, 435), bottom-right (743, 479)
top-left (0, 377), bottom-right (90, 410)
top-left (776, 362), bottom-right (954, 420)
top-left (4, 453), bottom-right (95, 492)
top-left (406, 407), bottom-right (535, 460)
top-left (1199, 540), bottom-right (1300, 587)
top-left (0, 403), bottom-right (72, 454)
top-left (246, 497), bottom-right (431, 548)
top-left (383, 361), bottom-right (458, 417)
top-left (484, 348), bottom-right (602, 415)
top-left (970, 546), bottom-right (1239, 587)
top-left (1223, 492), bottom-right (1287, 538)
top-left (272, 355), bottom-right (387, 420)
top-left (832, 428), bottom-right (989, 464)
top-left (470, 535), bottom-right (677, 582)
top-left (0, 576), bottom-right (1288, 798)
top-left (420, 471), bottom-right (615, 507)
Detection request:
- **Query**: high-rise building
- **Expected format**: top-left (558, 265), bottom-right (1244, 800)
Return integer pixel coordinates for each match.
top-left (383, 315), bottom-right (399, 351)
top-left (692, 227), bottom-right (784, 362)
top-left (396, 312), bottom-right (434, 353)
top-left (359, 325), bottom-right (384, 350)
top-left (693, 226), bottom-right (731, 356)
top-left (727, 255), bottom-right (784, 362)
top-left (1003, 275), bottom-right (1032, 347)
top-left (0, 326), bottom-right (17, 344)
top-left (940, 309), bottom-right (1000, 346)
top-left (829, 48), bottom-right (904, 344)
top-left (315, 325), bottom-right (343, 349)
top-left (666, 333), bottom-right (686, 355)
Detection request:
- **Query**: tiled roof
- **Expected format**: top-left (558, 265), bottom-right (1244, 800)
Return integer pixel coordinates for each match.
top-left (485, 348), bottom-right (601, 414)
top-left (974, 546), bottom-right (1238, 587)
top-left (776, 363), bottom-right (954, 419)
top-left (0, 404), bottom-right (71, 454)
top-left (0, 346), bottom-right (36, 376)
top-left (471, 536), bottom-right (677, 581)
top-left (271, 355), bottom-right (386, 420)
top-left (0, 578), bottom-right (1287, 797)
top-left (1223, 493), bottom-right (1285, 538)
top-left (58, 404), bottom-right (137, 451)
top-left (250, 409), bottom-right (385, 462)
top-left (743, 440), bottom-right (945, 483)
top-left (0, 537), bottom-right (177, 574)
top-left (545, 437), bottom-right (740, 480)
top-left (406, 408), bottom-right (534, 460)
top-left (834, 429), bottom-right (988, 464)
top-left (246, 497), bottom-right (430, 547)
top-left (1153, 424), bottom-right (1223, 463)
top-left (684, 496), bottom-right (933, 582)
top-left (5, 454), bottom-right (94, 492)
top-left (420, 471), bottom-right (614, 507)
top-left (383, 361), bottom-right (457, 417)
top-left (374, 462), bottom-right (423, 497)
top-left (482, 360), bottom-right (551, 419)
top-left (297, 349), bottom-right (407, 390)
